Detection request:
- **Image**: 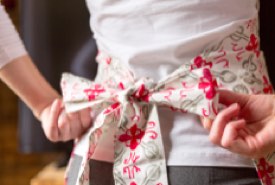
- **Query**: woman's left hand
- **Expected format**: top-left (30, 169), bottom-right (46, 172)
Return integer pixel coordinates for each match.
top-left (201, 90), bottom-right (275, 158)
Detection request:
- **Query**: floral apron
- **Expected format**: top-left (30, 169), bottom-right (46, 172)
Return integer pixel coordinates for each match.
top-left (61, 18), bottom-right (275, 185)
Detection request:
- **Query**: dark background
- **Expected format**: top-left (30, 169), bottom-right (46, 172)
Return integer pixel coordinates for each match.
top-left (260, 1), bottom-right (275, 86)
top-left (19, 0), bottom-right (98, 153)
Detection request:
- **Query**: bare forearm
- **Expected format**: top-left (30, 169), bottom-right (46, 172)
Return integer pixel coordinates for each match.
top-left (0, 55), bottom-right (60, 119)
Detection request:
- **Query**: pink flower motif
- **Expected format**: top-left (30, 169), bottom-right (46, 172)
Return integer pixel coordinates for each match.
top-left (213, 48), bottom-right (229, 68)
top-left (198, 68), bottom-right (218, 100)
top-left (163, 88), bottom-right (174, 102)
top-left (118, 82), bottom-right (125, 90)
top-left (132, 84), bottom-right (150, 102)
top-left (103, 102), bottom-right (120, 114)
top-left (246, 34), bottom-right (260, 57)
top-left (84, 84), bottom-right (105, 101)
top-left (257, 158), bottom-right (274, 185)
top-left (119, 124), bottom-right (145, 150)
top-left (263, 75), bottom-right (273, 94)
top-left (145, 121), bottom-right (158, 139)
top-left (246, 19), bottom-right (257, 32)
top-left (190, 56), bottom-right (212, 70)
top-left (123, 152), bottom-right (141, 179)
top-left (106, 57), bottom-right (112, 64)
top-left (202, 101), bottom-right (218, 117)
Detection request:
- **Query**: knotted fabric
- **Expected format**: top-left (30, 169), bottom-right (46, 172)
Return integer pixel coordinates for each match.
top-left (62, 19), bottom-right (275, 185)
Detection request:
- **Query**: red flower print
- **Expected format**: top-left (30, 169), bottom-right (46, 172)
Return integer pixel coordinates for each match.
top-left (84, 84), bottom-right (105, 101)
top-left (106, 57), bottom-right (112, 64)
top-left (263, 75), bottom-right (273, 94)
top-left (190, 56), bottom-right (212, 70)
top-left (163, 88), bottom-right (174, 102)
top-left (119, 124), bottom-right (145, 150)
top-left (123, 152), bottom-right (141, 179)
top-left (198, 68), bottom-right (218, 100)
top-left (232, 43), bottom-right (245, 62)
top-left (202, 101), bottom-right (218, 117)
top-left (246, 34), bottom-right (260, 57)
top-left (213, 48), bottom-right (229, 68)
top-left (145, 121), bottom-right (158, 139)
top-left (132, 84), bottom-right (150, 102)
top-left (257, 158), bottom-right (274, 185)
top-left (246, 19), bottom-right (257, 32)
top-left (103, 102), bottom-right (120, 114)
top-left (118, 82), bottom-right (125, 90)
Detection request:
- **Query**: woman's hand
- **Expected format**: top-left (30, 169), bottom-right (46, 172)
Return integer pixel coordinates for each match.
top-left (40, 99), bottom-right (92, 142)
top-left (202, 90), bottom-right (275, 158)
top-left (0, 56), bottom-right (93, 142)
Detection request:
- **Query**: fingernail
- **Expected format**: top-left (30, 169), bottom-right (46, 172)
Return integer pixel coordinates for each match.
top-left (229, 103), bottom-right (239, 109)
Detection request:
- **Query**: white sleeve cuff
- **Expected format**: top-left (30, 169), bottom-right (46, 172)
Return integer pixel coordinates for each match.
top-left (0, 4), bottom-right (27, 69)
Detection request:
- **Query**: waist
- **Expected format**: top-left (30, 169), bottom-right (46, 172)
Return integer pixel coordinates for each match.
top-left (91, 109), bottom-right (254, 168)
top-left (94, 15), bottom-right (259, 81)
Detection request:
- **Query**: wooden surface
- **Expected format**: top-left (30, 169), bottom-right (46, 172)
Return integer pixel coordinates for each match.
top-left (30, 163), bottom-right (65, 185)
top-left (0, 82), bottom-right (60, 185)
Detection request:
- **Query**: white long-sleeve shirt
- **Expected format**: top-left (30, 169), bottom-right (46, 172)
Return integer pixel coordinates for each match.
top-left (87, 0), bottom-right (259, 167)
top-left (0, 4), bottom-right (26, 69)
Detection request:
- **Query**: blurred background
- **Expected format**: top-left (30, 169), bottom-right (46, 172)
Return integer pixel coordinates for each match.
top-left (0, 0), bottom-right (97, 184)
top-left (0, 0), bottom-right (274, 185)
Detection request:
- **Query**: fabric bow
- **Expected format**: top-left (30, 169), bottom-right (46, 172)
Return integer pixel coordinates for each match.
top-left (62, 20), bottom-right (275, 185)
top-left (61, 52), bottom-right (219, 185)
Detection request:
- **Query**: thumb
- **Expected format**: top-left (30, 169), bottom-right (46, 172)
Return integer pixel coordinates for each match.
top-left (50, 99), bottom-right (63, 121)
top-left (46, 99), bottom-right (63, 141)
top-left (218, 90), bottom-right (249, 107)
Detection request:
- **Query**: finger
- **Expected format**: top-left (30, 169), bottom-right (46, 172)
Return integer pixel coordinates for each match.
top-left (57, 110), bottom-right (73, 141)
top-left (209, 103), bottom-right (240, 145)
top-left (221, 119), bottom-right (246, 148)
top-left (67, 111), bottom-right (83, 137)
top-left (218, 90), bottom-right (249, 107)
top-left (79, 108), bottom-right (92, 130)
top-left (47, 99), bottom-right (63, 142)
top-left (237, 129), bottom-right (260, 158)
top-left (221, 119), bottom-right (246, 151)
top-left (201, 117), bottom-right (213, 131)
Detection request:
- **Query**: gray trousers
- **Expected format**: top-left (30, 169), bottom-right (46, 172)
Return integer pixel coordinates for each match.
top-left (89, 160), bottom-right (261, 185)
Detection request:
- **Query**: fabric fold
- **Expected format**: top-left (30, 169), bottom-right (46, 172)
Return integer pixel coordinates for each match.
top-left (62, 20), bottom-right (275, 185)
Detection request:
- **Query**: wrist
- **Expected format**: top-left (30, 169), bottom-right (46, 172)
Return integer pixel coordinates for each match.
top-left (0, 55), bottom-right (61, 120)
top-left (33, 95), bottom-right (60, 121)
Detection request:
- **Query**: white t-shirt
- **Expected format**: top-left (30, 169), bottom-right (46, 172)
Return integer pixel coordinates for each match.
top-left (86, 0), bottom-right (258, 167)
top-left (0, 4), bottom-right (26, 69)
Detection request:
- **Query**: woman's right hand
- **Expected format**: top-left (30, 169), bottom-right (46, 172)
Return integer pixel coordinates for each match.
top-left (40, 99), bottom-right (92, 142)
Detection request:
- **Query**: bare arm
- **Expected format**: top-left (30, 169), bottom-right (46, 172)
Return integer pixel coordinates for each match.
top-left (0, 4), bottom-right (92, 142)
top-left (0, 54), bottom-right (59, 119)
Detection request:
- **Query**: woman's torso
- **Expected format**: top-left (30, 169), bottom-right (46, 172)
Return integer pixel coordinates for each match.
top-left (86, 0), bottom-right (258, 167)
